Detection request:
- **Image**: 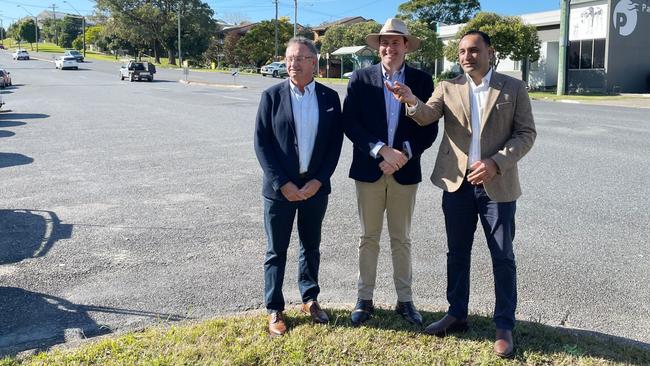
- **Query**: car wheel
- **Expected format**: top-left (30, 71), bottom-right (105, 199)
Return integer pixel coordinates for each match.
top-left (130, 75), bottom-right (135, 82)
top-left (75, 67), bottom-right (78, 70)
top-left (273, 70), bottom-right (278, 78)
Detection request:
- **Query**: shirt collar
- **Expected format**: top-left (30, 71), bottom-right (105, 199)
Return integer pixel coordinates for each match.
top-left (466, 67), bottom-right (493, 89)
top-left (289, 79), bottom-right (316, 96)
top-left (381, 63), bottom-right (405, 80)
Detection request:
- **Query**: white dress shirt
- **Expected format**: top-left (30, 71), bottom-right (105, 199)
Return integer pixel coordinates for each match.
top-left (289, 79), bottom-right (319, 174)
top-left (467, 68), bottom-right (493, 169)
top-left (370, 64), bottom-right (412, 159)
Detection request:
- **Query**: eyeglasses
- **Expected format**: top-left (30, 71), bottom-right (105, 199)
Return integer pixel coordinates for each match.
top-left (285, 56), bottom-right (313, 63)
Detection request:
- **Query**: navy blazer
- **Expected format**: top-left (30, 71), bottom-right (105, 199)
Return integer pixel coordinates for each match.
top-left (254, 80), bottom-right (344, 201)
top-left (343, 63), bottom-right (438, 185)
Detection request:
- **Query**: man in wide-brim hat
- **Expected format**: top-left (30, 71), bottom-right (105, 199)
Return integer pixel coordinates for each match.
top-left (342, 18), bottom-right (439, 327)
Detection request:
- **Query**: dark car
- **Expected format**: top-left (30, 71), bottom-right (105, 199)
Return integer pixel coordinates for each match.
top-left (0, 69), bottom-right (11, 88)
top-left (64, 50), bottom-right (84, 62)
top-left (120, 61), bottom-right (154, 82)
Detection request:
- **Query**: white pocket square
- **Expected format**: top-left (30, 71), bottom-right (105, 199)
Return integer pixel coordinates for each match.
top-left (326, 107), bottom-right (334, 112)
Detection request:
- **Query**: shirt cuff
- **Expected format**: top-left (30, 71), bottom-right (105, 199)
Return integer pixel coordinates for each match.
top-left (402, 141), bottom-right (412, 160)
top-left (405, 100), bottom-right (419, 115)
top-left (370, 141), bottom-right (385, 159)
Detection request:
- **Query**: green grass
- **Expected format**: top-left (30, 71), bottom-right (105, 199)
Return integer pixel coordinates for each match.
top-left (1, 308), bottom-right (648, 365)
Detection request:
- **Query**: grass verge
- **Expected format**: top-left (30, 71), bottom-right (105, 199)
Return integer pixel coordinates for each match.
top-left (1, 308), bottom-right (648, 365)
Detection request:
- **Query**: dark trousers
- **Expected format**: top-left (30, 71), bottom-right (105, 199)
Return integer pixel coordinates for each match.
top-left (442, 178), bottom-right (517, 330)
top-left (263, 195), bottom-right (328, 312)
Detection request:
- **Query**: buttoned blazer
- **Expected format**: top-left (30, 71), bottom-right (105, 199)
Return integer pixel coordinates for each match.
top-left (408, 72), bottom-right (536, 202)
top-left (343, 63), bottom-right (438, 185)
top-left (254, 80), bottom-right (344, 201)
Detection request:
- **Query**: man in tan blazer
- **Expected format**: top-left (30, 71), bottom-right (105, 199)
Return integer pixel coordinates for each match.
top-left (386, 30), bottom-right (536, 358)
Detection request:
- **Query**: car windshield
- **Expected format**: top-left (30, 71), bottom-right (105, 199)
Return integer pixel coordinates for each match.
top-left (269, 63), bottom-right (281, 67)
top-left (67, 51), bottom-right (80, 55)
top-left (131, 63), bottom-right (146, 70)
top-left (63, 56), bottom-right (76, 61)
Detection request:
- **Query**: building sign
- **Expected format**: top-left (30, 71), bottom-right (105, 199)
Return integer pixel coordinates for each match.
top-left (612, 0), bottom-right (650, 36)
top-left (570, 4), bottom-right (609, 40)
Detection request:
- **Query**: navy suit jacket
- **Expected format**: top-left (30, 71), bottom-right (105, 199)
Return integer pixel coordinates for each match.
top-left (343, 63), bottom-right (438, 185)
top-left (254, 80), bottom-right (344, 201)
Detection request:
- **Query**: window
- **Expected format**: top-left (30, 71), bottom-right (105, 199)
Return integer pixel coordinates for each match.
top-left (593, 39), bottom-right (606, 69)
top-left (569, 41), bottom-right (580, 69)
top-left (569, 39), bottom-right (605, 69)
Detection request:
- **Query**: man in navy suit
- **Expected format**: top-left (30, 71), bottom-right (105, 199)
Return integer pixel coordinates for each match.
top-left (343, 18), bottom-right (438, 326)
top-left (254, 37), bottom-right (344, 337)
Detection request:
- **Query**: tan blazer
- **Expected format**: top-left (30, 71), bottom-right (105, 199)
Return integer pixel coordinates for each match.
top-left (408, 71), bottom-right (536, 202)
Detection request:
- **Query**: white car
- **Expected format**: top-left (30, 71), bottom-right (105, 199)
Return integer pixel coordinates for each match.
top-left (55, 56), bottom-right (79, 70)
top-left (260, 62), bottom-right (287, 77)
top-left (12, 49), bottom-right (29, 60)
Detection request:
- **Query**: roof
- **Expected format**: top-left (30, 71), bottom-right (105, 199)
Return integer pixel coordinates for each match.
top-left (313, 16), bottom-right (368, 31)
top-left (331, 46), bottom-right (374, 56)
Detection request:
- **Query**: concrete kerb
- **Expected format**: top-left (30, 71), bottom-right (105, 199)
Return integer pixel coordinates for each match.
top-left (178, 79), bottom-right (246, 89)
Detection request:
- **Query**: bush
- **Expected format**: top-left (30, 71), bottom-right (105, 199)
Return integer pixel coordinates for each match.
top-left (435, 70), bottom-right (460, 84)
top-left (72, 35), bottom-right (84, 51)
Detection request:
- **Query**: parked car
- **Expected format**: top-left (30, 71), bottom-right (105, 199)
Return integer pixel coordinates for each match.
top-left (260, 62), bottom-right (287, 78)
top-left (119, 61), bottom-right (154, 82)
top-left (0, 45), bottom-right (6, 50)
top-left (55, 56), bottom-right (79, 70)
top-left (0, 69), bottom-right (12, 88)
top-left (64, 49), bottom-right (84, 62)
top-left (12, 49), bottom-right (29, 60)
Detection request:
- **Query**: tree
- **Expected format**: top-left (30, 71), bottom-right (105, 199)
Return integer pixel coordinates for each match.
top-left (18, 19), bottom-right (38, 49)
top-left (236, 19), bottom-right (293, 67)
top-left (443, 12), bottom-right (540, 72)
top-left (405, 20), bottom-right (443, 74)
top-left (96, 0), bottom-right (217, 65)
top-left (60, 16), bottom-right (83, 48)
top-left (40, 18), bottom-right (63, 44)
top-left (398, 0), bottom-right (481, 29)
top-left (222, 33), bottom-right (241, 67)
top-left (85, 25), bottom-right (104, 47)
top-left (319, 21), bottom-right (382, 70)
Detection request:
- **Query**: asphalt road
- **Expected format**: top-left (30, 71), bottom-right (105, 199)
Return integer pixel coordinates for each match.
top-left (0, 50), bottom-right (648, 355)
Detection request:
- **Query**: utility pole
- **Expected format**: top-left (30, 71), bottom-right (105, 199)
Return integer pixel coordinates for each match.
top-left (557, 0), bottom-right (570, 95)
top-left (0, 12), bottom-right (4, 46)
top-left (274, 0), bottom-right (279, 60)
top-left (293, 0), bottom-right (297, 38)
top-left (52, 3), bottom-right (58, 45)
top-left (178, 1), bottom-right (183, 67)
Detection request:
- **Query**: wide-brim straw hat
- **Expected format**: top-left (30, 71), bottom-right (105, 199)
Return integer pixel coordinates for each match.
top-left (366, 18), bottom-right (421, 53)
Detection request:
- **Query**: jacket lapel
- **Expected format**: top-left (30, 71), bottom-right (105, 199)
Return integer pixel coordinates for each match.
top-left (371, 64), bottom-right (388, 129)
top-left (307, 82), bottom-right (328, 174)
top-left (455, 77), bottom-right (472, 133)
top-left (481, 72), bottom-right (504, 131)
top-left (280, 80), bottom-right (298, 153)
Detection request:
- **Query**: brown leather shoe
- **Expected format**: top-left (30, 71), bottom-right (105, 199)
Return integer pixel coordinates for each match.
top-left (494, 329), bottom-right (514, 358)
top-left (423, 314), bottom-right (469, 337)
top-left (268, 311), bottom-right (287, 337)
top-left (301, 300), bottom-right (329, 324)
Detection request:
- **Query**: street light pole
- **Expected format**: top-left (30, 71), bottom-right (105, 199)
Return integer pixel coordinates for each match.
top-left (17, 5), bottom-right (38, 52)
top-left (294, 0), bottom-right (297, 38)
top-left (177, 5), bottom-right (182, 67)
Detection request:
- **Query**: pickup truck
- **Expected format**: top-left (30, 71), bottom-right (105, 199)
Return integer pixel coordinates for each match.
top-left (119, 61), bottom-right (156, 82)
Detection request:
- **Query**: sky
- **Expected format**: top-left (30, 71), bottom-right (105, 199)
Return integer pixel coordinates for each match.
top-left (0, 0), bottom-right (561, 27)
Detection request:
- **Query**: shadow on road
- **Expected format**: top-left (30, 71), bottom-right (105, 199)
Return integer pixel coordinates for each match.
top-left (0, 121), bottom-right (26, 128)
top-left (0, 153), bottom-right (33, 168)
top-left (0, 287), bottom-right (190, 357)
top-left (0, 130), bottom-right (15, 138)
top-left (0, 209), bottom-right (71, 265)
top-left (0, 112), bottom-right (48, 120)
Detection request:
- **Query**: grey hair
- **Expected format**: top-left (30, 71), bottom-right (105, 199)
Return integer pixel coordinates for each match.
top-left (286, 36), bottom-right (318, 56)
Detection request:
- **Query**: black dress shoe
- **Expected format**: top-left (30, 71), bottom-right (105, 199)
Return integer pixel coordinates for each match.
top-left (395, 301), bottom-right (423, 325)
top-left (424, 314), bottom-right (469, 337)
top-left (494, 329), bottom-right (515, 358)
top-left (351, 299), bottom-right (374, 326)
